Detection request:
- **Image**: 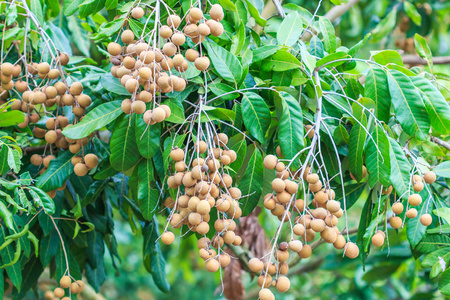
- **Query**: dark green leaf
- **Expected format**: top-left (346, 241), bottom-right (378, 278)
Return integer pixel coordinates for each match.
top-left (388, 137), bottom-right (410, 200)
top-left (135, 117), bottom-right (161, 159)
top-left (36, 150), bottom-right (75, 192)
top-left (366, 125), bottom-right (390, 188)
top-left (364, 65), bottom-right (391, 123)
top-left (241, 92), bottom-right (271, 143)
top-left (110, 114), bottom-right (141, 172)
top-left (138, 159), bottom-right (159, 221)
top-left (277, 12), bottom-right (303, 47)
top-left (204, 40), bottom-right (242, 87)
top-left (238, 148), bottom-right (264, 216)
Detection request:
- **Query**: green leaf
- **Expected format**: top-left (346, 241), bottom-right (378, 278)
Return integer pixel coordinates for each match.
top-left (274, 91), bottom-right (304, 159)
top-left (105, 0), bottom-right (117, 9)
top-left (423, 247), bottom-right (450, 278)
top-left (62, 100), bottom-right (123, 139)
top-left (333, 124), bottom-right (349, 145)
top-left (0, 146), bottom-right (9, 175)
top-left (411, 77), bottom-right (450, 135)
top-left (434, 161), bottom-right (450, 178)
top-left (372, 50), bottom-right (404, 66)
top-left (252, 45), bottom-right (282, 62)
top-left (36, 150), bottom-right (75, 192)
top-left (316, 51), bottom-right (349, 68)
top-left (309, 36), bottom-right (324, 58)
top-left (209, 83), bottom-right (239, 100)
top-left (100, 73), bottom-right (130, 95)
top-left (414, 34), bottom-right (433, 72)
top-left (201, 106), bottom-right (236, 123)
top-left (348, 33), bottom-right (371, 57)
top-left (228, 134), bottom-right (247, 174)
top-left (28, 186), bottom-right (56, 215)
top-left (246, 0), bottom-right (266, 26)
top-left (45, 0), bottom-right (61, 17)
top-left (241, 92), bottom-right (271, 143)
top-left (404, 2), bottom-right (421, 26)
top-left (416, 234), bottom-right (450, 254)
top-left (388, 137), bottom-right (410, 200)
top-left (0, 201), bottom-right (14, 229)
top-left (63, 0), bottom-right (83, 16)
top-left (439, 269), bottom-right (450, 295)
top-left (138, 160), bottom-right (159, 221)
top-left (0, 111), bottom-right (25, 127)
top-left (40, 231), bottom-right (59, 267)
top-left (135, 117), bottom-right (161, 159)
top-left (365, 125), bottom-right (390, 188)
top-left (86, 258), bottom-right (106, 292)
top-left (348, 112), bottom-right (367, 181)
top-left (238, 148), bottom-right (263, 216)
top-left (110, 114), bottom-right (141, 172)
top-left (387, 70), bottom-right (430, 141)
top-left (219, 0), bottom-right (237, 12)
top-left (262, 50), bottom-right (302, 72)
top-left (0, 228), bottom-right (21, 291)
top-left (316, 16), bottom-right (336, 53)
top-left (7, 148), bottom-right (21, 173)
top-left (364, 65), bottom-right (391, 123)
top-left (277, 12), bottom-right (303, 47)
top-left (162, 99), bottom-right (185, 124)
top-left (371, 7), bottom-right (397, 42)
top-left (204, 40), bottom-right (242, 86)
top-left (407, 190), bottom-right (432, 247)
top-left (30, 0), bottom-right (44, 24)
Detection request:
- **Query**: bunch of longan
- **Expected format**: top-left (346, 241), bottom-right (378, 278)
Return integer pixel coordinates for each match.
top-left (3, 58), bottom-right (92, 129)
top-left (72, 153), bottom-right (99, 177)
top-left (160, 132), bottom-right (243, 272)
top-left (383, 171), bottom-right (436, 242)
top-left (108, 4), bottom-right (224, 121)
top-left (44, 276), bottom-right (85, 299)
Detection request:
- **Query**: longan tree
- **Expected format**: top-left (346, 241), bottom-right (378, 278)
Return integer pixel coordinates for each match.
top-left (1, 0), bottom-right (450, 299)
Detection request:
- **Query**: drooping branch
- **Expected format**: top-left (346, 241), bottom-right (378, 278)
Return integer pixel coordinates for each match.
top-left (402, 55), bottom-right (450, 65)
top-left (431, 136), bottom-right (450, 152)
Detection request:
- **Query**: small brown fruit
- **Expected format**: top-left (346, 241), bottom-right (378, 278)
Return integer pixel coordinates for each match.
top-left (423, 171), bottom-right (436, 184)
top-left (194, 56), bottom-right (210, 71)
top-left (74, 163), bottom-right (89, 176)
top-left (420, 213), bottom-right (432, 226)
top-left (60, 276), bottom-right (71, 288)
top-left (161, 231), bottom-right (175, 245)
top-left (131, 7), bottom-right (144, 19)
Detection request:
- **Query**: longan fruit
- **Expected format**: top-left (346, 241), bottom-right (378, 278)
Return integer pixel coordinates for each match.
top-left (197, 23), bottom-right (211, 36)
top-left (48, 69), bottom-right (60, 79)
top-left (125, 78), bottom-right (139, 93)
top-left (160, 25), bottom-right (172, 39)
top-left (306, 173), bottom-right (319, 184)
top-left (1, 63), bottom-right (14, 76)
top-left (344, 242), bottom-right (359, 259)
top-left (326, 200), bottom-right (340, 213)
top-left (45, 130), bottom-right (57, 144)
top-left (74, 280), bottom-right (85, 293)
top-left (271, 178), bottom-right (285, 193)
top-left (298, 244), bottom-right (312, 258)
top-left (412, 174), bottom-right (422, 183)
top-left (131, 7), bottom-right (144, 19)
top-left (60, 275), bottom-right (71, 288)
top-left (305, 124), bottom-right (315, 138)
top-left (210, 4), bottom-right (224, 21)
top-left (205, 259), bottom-right (220, 272)
top-left (121, 99), bottom-right (132, 114)
top-left (408, 194), bottom-right (422, 206)
top-left (107, 42), bottom-right (122, 56)
top-left (406, 208), bottom-right (418, 218)
top-left (423, 171), bottom-right (436, 184)
top-left (172, 33), bottom-right (186, 46)
top-left (413, 181), bottom-right (424, 192)
top-left (233, 235), bottom-right (242, 246)
top-left (162, 42), bottom-right (177, 56)
top-left (77, 94), bottom-right (92, 108)
top-left (74, 163), bottom-right (89, 176)
top-left (371, 232), bottom-right (384, 247)
top-left (185, 49), bottom-right (199, 62)
top-left (59, 53), bottom-right (70, 65)
top-left (43, 155), bottom-right (55, 168)
top-left (276, 276), bottom-right (290, 293)
top-left (392, 202), bottom-right (404, 215)
top-left (320, 226), bottom-right (337, 243)
top-left (151, 107), bottom-right (166, 122)
top-left (120, 30), bottom-right (134, 44)
top-left (420, 213), bottom-right (432, 226)
top-left (293, 223), bottom-right (305, 236)
top-left (44, 291), bottom-right (54, 299)
top-left (84, 154), bottom-right (99, 169)
top-left (189, 7), bottom-right (203, 20)
top-left (132, 100), bottom-right (146, 114)
top-left (70, 82), bottom-right (83, 96)
top-left (382, 185), bottom-right (393, 195)
top-left (194, 56), bottom-right (210, 71)
top-left (389, 216), bottom-right (402, 229)
top-left (263, 154), bottom-right (277, 170)
top-left (123, 56), bottom-right (136, 69)
top-left (257, 275), bottom-right (272, 288)
top-left (54, 287), bottom-right (65, 298)
top-left (161, 231), bottom-right (175, 245)
top-left (310, 219), bottom-right (326, 232)
top-left (248, 258), bottom-right (264, 273)
top-left (333, 234), bottom-right (346, 249)
top-left (167, 14), bottom-right (181, 28)
top-left (289, 240), bottom-right (303, 252)
top-left (30, 154), bottom-right (43, 166)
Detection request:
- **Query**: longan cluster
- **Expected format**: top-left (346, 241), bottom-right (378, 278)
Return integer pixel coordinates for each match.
top-left (2, 58), bottom-right (92, 129)
top-left (44, 276), bottom-right (85, 299)
top-left (108, 4), bottom-right (224, 120)
top-left (383, 171), bottom-right (436, 240)
top-left (72, 153), bottom-right (99, 177)
top-left (253, 152), bottom-right (361, 299)
top-left (161, 132), bottom-right (243, 272)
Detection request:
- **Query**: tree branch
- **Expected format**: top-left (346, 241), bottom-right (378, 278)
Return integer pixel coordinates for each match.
top-left (324, 0), bottom-right (360, 23)
top-left (431, 136), bottom-right (450, 152)
top-left (402, 55), bottom-right (450, 65)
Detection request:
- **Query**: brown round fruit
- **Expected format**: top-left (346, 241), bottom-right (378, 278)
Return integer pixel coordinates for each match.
top-left (60, 275), bottom-right (71, 288)
top-left (276, 276), bottom-right (290, 293)
top-left (389, 216), bottom-right (402, 229)
top-left (408, 194), bottom-right (422, 206)
top-left (371, 232), bottom-right (384, 247)
top-left (74, 163), bottom-right (89, 176)
top-left (84, 154), bottom-right (99, 169)
top-left (420, 213), bottom-right (432, 226)
top-left (194, 56), bottom-right (210, 71)
top-left (161, 231), bottom-right (175, 245)
top-left (344, 242), bottom-right (359, 259)
top-left (406, 208), bottom-right (418, 218)
top-left (392, 202), bottom-right (403, 215)
top-left (210, 4), bottom-right (224, 21)
top-left (423, 171), bottom-right (436, 184)
top-left (107, 42), bottom-right (122, 56)
top-left (131, 7), bottom-right (144, 19)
